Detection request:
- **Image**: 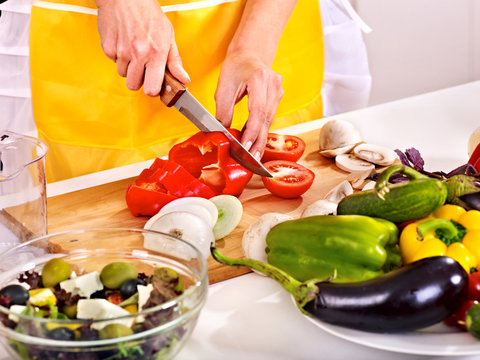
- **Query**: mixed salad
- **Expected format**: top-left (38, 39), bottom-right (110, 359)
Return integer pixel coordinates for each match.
top-left (0, 257), bottom-right (187, 360)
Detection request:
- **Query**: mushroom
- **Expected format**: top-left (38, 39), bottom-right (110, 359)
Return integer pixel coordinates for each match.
top-left (301, 180), bottom-right (352, 217)
top-left (319, 119), bottom-right (362, 158)
top-left (242, 213), bottom-right (294, 264)
top-left (346, 168), bottom-right (376, 189)
top-left (335, 154), bottom-right (375, 173)
top-left (301, 199), bottom-right (338, 217)
top-left (362, 180), bottom-right (376, 191)
top-left (352, 143), bottom-right (398, 166)
top-left (324, 180), bottom-right (354, 203)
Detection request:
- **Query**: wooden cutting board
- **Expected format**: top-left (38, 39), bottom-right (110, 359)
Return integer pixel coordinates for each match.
top-left (47, 128), bottom-right (353, 283)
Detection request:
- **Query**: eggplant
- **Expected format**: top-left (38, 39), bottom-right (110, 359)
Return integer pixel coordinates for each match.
top-left (211, 248), bottom-right (468, 333)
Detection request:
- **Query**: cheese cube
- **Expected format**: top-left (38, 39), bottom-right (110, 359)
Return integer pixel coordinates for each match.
top-left (59, 271), bottom-right (103, 298)
top-left (77, 299), bottom-right (134, 330)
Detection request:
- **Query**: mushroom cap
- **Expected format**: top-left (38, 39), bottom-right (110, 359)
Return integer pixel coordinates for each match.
top-left (319, 120), bottom-right (362, 153)
top-left (335, 154), bottom-right (375, 173)
top-left (352, 143), bottom-right (398, 166)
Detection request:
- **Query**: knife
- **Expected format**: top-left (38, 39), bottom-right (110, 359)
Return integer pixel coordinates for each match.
top-left (159, 70), bottom-right (272, 177)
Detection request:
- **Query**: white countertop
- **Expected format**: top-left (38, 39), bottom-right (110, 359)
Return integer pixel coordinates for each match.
top-left (43, 81), bottom-right (480, 360)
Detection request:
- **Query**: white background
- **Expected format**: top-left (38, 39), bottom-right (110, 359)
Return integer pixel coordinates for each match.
top-left (353, 0), bottom-right (480, 106)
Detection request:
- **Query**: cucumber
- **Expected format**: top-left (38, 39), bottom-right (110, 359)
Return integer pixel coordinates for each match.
top-left (337, 166), bottom-right (448, 223)
top-left (467, 303), bottom-right (480, 339)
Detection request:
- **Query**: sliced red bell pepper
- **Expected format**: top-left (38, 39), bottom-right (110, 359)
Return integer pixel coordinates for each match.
top-left (125, 184), bottom-right (178, 217)
top-left (136, 158), bottom-right (215, 199)
top-left (469, 142), bottom-right (480, 172)
top-left (168, 129), bottom-right (253, 196)
top-left (126, 158), bottom-right (216, 216)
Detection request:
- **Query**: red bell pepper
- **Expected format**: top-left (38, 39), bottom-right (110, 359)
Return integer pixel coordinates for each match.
top-left (125, 184), bottom-right (178, 217)
top-left (168, 129), bottom-right (253, 196)
top-left (469, 142), bottom-right (480, 172)
top-left (136, 158), bottom-right (215, 199)
top-left (126, 158), bottom-right (216, 216)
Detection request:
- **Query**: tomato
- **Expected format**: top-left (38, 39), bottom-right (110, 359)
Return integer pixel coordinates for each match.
top-left (469, 272), bottom-right (480, 300)
top-left (445, 299), bottom-right (478, 331)
top-left (261, 160), bottom-right (315, 198)
top-left (106, 292), bottom-right (123, 305)
top-left (261, 134), bottom-right (306, 163)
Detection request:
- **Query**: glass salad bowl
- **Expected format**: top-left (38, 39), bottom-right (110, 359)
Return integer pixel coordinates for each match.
top-left (0, 228), bottom-right (208, 360)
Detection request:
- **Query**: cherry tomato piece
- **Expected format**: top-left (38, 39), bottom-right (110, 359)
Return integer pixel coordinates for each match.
top-left (261, 160), bottom-right (315, 199)
top-left (261, 134), bottom-right (306, 163)
top-left (469, 272), bottom-right (480, 300)
top-left (446, 299), bottom-right (478, 331)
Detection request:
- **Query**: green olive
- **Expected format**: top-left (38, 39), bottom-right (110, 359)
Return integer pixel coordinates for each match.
top-left (98, 323), bottom-right (133, 339)
top-left (154, 267), bottom-right (185, 294)
top-left (62, 304), bottom-right (77, 319)
top-left (42, 258), bottom-right (71, 288)
top-left (100, 262), bottom-right (138, 289)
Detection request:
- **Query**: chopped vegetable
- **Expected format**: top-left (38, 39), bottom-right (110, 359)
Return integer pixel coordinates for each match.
top-left (261, 160), bottom-right (315, 198)
top-left (400, 204), bottom-right (480, 272)
top-left (157, 196), bottom-right (219, 228)
top-left (242, 213), bottom-right (293, 263)
top-left (266, 215), bottom-right (401, 282)
top-left (126, 158), bottom-right (217, 217)
top-left (210, 195), bottom-right (243, 239)
top-left (261, 133), bottom-right (305, 163)
top-left (169, 129), bottom-right (253, 196)
top-left (144, 211), bottom-right (214, 260)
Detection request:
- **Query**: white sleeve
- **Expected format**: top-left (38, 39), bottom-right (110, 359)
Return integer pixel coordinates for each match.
top-left (0, 0), bottom-right (37, 137)
top-left (319, 0), bottom-right (372, 117)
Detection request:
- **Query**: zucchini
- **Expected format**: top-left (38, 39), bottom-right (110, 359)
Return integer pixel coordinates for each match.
top-left (337, 165), bottom-right (448, 223)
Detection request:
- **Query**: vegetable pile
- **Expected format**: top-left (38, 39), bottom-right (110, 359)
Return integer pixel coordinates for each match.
top-left (0, 258), bottom-right (187, 360)
top-left (217, 121), bottom-right (480, 337)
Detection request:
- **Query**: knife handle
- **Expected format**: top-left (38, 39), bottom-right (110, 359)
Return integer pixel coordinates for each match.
top-left (159, 70), bottom-right (186, 107)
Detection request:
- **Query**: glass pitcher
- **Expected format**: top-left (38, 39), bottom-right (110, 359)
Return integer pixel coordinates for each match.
top-left (0, 130), bottom-right (48, 252)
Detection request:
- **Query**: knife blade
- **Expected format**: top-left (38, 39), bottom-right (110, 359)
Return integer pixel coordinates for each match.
top-left (159, 70), bottom-right (272, 177)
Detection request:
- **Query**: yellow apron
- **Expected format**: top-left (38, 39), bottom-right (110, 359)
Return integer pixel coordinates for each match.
top-left (30, 0), bottom-right (324, 182)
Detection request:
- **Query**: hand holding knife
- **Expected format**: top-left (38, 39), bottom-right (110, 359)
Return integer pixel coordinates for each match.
top-left (159, 70), bottom-right (273, 177)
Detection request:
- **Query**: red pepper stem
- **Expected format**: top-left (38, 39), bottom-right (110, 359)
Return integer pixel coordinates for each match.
top-left (417, 218), bottom-right (458, 240)
top-left (375, 165), bottom-right (429, 200)
top-left (210, 247), bottom-right (319, 313)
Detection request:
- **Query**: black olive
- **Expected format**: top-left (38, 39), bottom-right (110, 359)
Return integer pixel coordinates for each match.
top-left (120, 278), bottom-right (145, 299)
top-left (46, 327), bottom-right (76, 341)
top-left (0, 284), bottom-right (29, 306)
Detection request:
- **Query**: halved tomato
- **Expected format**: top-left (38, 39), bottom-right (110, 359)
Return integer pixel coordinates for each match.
top-left (261, 134), bottom-right (306, 163)
top-left (261, 160), bottom-right (315, 198)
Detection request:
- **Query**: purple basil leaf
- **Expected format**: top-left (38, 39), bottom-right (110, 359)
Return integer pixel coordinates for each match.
top-left (394, 149), bottom-right (411, 167)
top-left (405, 148), bottom-right (425, 171)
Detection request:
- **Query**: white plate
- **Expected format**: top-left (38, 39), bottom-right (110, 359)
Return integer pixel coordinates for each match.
top-left (302, 314), bottom-right (480, 356)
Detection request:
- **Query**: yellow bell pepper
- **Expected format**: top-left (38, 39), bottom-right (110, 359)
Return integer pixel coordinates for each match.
top-left (400, 204), bottom-right (480, 273)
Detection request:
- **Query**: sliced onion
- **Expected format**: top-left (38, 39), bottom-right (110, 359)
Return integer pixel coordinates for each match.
top-left (209, 195), bottom-right (243, 240)
top-left (158, 197), bottom-right (219, 228)
top-left (144, 211), bottom-right (214, 260)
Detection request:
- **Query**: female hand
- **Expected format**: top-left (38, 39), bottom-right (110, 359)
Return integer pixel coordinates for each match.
top-left (95, 0), bottom-right (190, 96)
top-left (215, 53), bottom-right (284, 160)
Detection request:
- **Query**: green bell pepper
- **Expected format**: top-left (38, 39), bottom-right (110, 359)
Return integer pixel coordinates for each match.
top-left (265, 215), bottom-right (401, 283)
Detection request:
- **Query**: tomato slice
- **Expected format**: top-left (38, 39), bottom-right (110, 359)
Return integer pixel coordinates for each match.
top-left (261, 134), bottom-right (306, 163)
top-left (261, 160), bottom-right (315, 198)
